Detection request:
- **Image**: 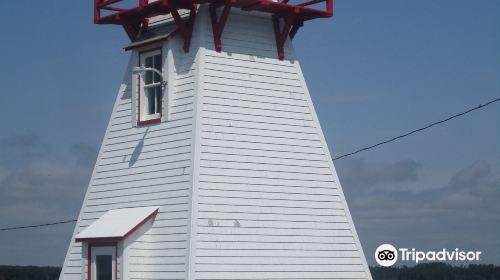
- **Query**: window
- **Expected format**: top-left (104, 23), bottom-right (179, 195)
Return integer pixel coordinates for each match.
top-left (90, 245), bottom-right (116, 280)
top-left (138, 49), bottom-right (163, 125)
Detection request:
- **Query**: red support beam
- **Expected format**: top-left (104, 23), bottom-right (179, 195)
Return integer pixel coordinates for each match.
top-left (298, 0), bottom-right (324, 7)
top-left (184, 4), bottom-right (198, 52)
top-left (122, 19), bottom-right (142, 40)
top-left (242, 0), bottom-right (261, 11)
top-left (326, 0), bottom-right (333, 16)
top-left (169, 4), bottom-right (198, 52)
top-left (272, 9), bottom-right (296, 60)
top-left (98, 0), bottom-right (123, 8)
top-left (94, 0), bottom-right (101, 23)
top-left (289, 19), bottom-right (303, 39)
top-left (169, 5), bottom-right (189, 34)
top-left (209, 0), bottom-right (233, 52)
top-left (102, 6), bottom-right (128, 12)
top-left (94, 0), bottom-right (333, 57)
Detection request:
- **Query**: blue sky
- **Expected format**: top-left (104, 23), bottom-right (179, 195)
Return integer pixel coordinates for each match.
top-left (0, 0), bottom-right (498, 266)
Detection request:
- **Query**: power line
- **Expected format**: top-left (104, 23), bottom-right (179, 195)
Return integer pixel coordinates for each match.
top-left (0, 98), bottom-right (498, 232)
top-left (333, 97), bottom-right (500, 160)
top-left (0, 219), bottom-right (76, 231)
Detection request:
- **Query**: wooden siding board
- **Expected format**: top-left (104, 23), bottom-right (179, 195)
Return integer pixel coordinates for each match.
top-left (203, 79), bottom-right (305, 97)
top-left (202, 110), bottom-right (315, 127)
top-left (98, 148), bottom-right (192, 168)
top-left (199, 146), bottom-right (328, 161)
top-left (87, 184), bottom-right (192, 200)
top-left (194, 271), bottom-right (368, 279)
top-left (196, 256), bottom-right (363, 265)
top-left (198, 182), bottom-right (339, 195)
top-left (197, 212), bottom-right (348, 224)
top-left (200, 139), bottom-right (324, 155)
top-left (197, 204), bottom-right (345, 217)
top-left (199, 153), bottom-right (330, 168)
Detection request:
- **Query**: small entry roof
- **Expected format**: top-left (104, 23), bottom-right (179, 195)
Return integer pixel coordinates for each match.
top-left (75, 206), bottom-right (158, 242)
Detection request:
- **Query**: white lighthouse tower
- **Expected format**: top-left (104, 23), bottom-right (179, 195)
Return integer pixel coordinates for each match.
top-left (60, 1), bottom-right (372, 280)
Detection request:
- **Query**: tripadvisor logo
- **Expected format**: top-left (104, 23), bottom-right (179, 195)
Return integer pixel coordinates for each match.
top-left (375, 244), bottom-right (482, 267)
top-left (375, 244), bottom-right (398, 267)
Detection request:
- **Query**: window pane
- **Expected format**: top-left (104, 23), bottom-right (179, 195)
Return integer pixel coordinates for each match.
top-left (155, 85), bottom-right (162, 114)
top-left (147, 88), bottom-right (155, 115)
top-left (145, 56), bottom-right (153, 84)
top-left (153, 55), bottom-right (161, 83)
top-left (96, 255), bottom-right (112, 280)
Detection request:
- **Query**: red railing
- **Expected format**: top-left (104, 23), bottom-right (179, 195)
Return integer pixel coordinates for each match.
top-left (94, 0), bottom-right (333, 59)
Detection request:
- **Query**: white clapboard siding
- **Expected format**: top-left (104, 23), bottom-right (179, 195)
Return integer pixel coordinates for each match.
top-left (61, 6), bottom-right (371, 280)
top-left (191, 7), bottom-right (372, 280)
top-left (59, 20), bottom-right (203, 280)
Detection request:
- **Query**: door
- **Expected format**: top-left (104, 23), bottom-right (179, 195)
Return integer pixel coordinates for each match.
top-left (91, 246), bottom-right (116, 280)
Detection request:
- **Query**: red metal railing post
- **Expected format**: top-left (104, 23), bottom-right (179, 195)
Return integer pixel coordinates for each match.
top-left (210, 0), bottom-right (234, 52)
top-left (94, 0), bottom-right (101, 23)
top-left (327, 0), bottom-right (333, 16)
top-left (273, 8), bottom-right (297, 60)
top-left (184, 4), bottom-right (198, 52)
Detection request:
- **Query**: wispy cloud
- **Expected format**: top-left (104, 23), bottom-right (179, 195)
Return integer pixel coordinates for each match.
top-left (337, 158), bottom-right (500, 265)
top-left (0, 132), bottom-right (97, 265)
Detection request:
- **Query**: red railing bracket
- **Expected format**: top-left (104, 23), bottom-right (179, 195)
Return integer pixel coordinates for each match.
top-left (209, 0), bottom-right (234, 52)
top-left (122, 19), bottom-right (142, 41)
top-left (272, 10), bottom-right (299, 60)
top-left (169, 4), bottom-right (198, 53)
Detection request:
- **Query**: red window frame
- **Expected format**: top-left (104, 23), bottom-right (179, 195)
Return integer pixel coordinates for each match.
top-left (87, 242), bottom-right (118, 280)
top-left (137, 47), bottom-right (163, 126)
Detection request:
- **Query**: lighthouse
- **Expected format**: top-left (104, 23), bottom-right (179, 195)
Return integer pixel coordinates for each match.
top-left (60, 1), bottom-right (373, 280)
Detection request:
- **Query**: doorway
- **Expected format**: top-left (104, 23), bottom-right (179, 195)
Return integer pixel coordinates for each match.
top-left (90, 246), bottom-right (116, 280)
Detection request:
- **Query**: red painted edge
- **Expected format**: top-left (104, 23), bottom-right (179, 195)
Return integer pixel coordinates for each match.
top-left (76, 237), bottom-right (121, 243)
top-left (137, 117), bottom-right (161, 126)
top-left (124, 29), bottom-right (180, 51)
top-left (137, 47), bottom-right (163, 127)
top-left (123, 208), bottom-right (159, 240)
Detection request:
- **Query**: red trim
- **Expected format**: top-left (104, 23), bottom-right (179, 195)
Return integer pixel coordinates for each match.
top-left (168, 4), bottom-right (197, 52)
top-left (209, 0), bottom-right (234, 52)
top-left (137, 48), bottom-right (163, 126)
top-left (124, 29), bottom-right (180, 51)
top-left (272, 9), bottom-right (298, 60)
top-left (76, 237), bottom-right (121, 243)
top-left (87, 242), bottom-right (117, 280)
top-left (123, 209), bottom-right (159, 240)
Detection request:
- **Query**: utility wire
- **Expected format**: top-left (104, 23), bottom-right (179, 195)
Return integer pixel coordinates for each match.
top-left (333, 97), bottom-right (500, 160)
top-left (0, 219), bottom-right (77, 231)
top-left (0, 97), bottom-right (498, 232)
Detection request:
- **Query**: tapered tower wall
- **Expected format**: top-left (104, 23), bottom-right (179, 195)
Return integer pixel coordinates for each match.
top-left (189, 8), bottom-right (372, 280)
